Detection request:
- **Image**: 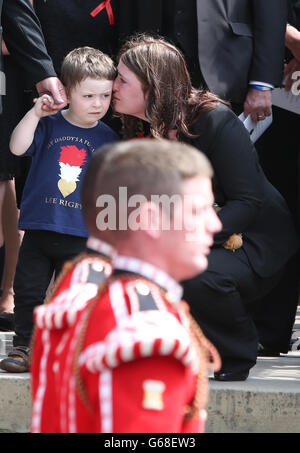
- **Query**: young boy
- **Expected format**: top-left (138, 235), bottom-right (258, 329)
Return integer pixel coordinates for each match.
top-left (0, 47), bottom-right (119, 373)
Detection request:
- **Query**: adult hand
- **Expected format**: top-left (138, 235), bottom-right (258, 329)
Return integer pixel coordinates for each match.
top-left (243, 88), bottom-right (272, 122)
top-left (283, 58), bottom-right (300, 92)
top-left (36, 77), bottom-right (67, 111)
top-left (286, 24), bottom-right (300, 62)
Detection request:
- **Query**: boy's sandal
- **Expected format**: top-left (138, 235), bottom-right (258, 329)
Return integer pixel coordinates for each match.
top-left (0, 346), bottom-right (30, 373)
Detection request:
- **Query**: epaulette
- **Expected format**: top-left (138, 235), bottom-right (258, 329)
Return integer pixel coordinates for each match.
top-left (70, 256), bottom-right (111, 286)
top-left (125, 278), bottom-right (169, 314)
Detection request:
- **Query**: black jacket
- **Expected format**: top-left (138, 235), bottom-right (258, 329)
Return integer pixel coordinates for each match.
top-left (0, 0), bottom-right (56, 112)
top-left (32, 0), bottom-right (160, 75)
top-left (289, 0), bottom-right (300, 26)
top-left (188, 104), bottom-right (299, 278)
top-left (33, 0), bottom-right (121, 75)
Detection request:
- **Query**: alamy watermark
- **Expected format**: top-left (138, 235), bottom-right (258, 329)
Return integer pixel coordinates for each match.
top-left (291, 71), bottom-right (300, 95)
top-left (95, 186), bottom-right (209, 241)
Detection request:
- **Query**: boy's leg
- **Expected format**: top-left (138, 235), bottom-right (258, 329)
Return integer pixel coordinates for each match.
top-left (0, 230), bottom-right (53, 372)
top-left (13, 231), bottom-right (54, 347)
top-left (52, 233), bottom-right (87, 278)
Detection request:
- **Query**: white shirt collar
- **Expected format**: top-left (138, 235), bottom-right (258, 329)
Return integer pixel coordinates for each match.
top-left (113, 255), bottom-right (183, 302)
top-left (86, 237), bottom-right (116, 259)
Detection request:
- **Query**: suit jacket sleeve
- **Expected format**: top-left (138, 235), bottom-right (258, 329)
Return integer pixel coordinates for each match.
top-left (289, 0), bottom-right (300, 28)
top-left (192, 105), bottom-right (264, 246)
top-left (2, 0), bottom-right (56, 86)
top-left (250, 0), bottom-right (288, 86)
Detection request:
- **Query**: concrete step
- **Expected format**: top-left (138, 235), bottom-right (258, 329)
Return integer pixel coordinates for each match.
top-left (0, 370), bottom-right (31, 433)
top-left (207, 307), bottom-right (300, 433)
top-left (207, 351), bottom-right (300, 433)
top-left (0, 310), bottom-right (299, 433)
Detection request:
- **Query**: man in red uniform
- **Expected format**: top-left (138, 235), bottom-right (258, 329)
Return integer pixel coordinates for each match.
top-left (30, 139), bottom-right (222, 433)
top-left (30, 236), bottom-right (116, 433)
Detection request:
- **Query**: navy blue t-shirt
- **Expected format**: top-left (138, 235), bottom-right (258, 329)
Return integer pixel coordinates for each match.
top-left (19, 111), bottom-right (119, 237)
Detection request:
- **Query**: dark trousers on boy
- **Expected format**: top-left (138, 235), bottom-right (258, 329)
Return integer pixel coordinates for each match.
top-left (13, 229), bottom-right (86, 347)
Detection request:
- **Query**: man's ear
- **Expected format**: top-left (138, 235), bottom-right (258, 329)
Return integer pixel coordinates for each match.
top-left (134, 201), bottom-right (162, 239)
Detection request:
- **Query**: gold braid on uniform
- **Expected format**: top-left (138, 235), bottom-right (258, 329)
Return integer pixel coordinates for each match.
top-left (181, 301), bottom-right (222, 422)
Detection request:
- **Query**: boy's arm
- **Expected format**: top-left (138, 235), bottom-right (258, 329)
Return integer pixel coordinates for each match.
top-left (10, 108), bottom-right (41, 156)
top-left (10, 95), bottom-right (59, 156)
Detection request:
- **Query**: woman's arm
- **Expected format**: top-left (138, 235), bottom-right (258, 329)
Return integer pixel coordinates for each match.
top-left (194, 106), bottom-right (264, 246)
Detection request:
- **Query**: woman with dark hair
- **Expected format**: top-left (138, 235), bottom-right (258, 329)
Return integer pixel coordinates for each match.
top-left (112, 34), bottom-right (299, 381)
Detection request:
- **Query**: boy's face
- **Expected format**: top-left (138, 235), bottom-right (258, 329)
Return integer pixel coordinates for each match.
top-left (67, 77), bottom-right (113, 127)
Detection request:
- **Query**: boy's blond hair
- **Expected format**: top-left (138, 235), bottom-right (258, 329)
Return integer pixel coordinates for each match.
top-left (61, 46), bottom-right (116, 91)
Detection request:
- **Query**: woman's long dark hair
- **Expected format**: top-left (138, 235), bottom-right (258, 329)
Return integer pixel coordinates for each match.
top-left (116, 34), bottom-right (228, 139)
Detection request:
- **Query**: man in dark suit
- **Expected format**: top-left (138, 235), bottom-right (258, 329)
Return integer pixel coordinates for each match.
top-left (125, 0), bottom-right (288, 121)
top-left (196, 0), bottom-right (299, 358)
top-left (196, 0), bottom-right (288, 120)
top-left (249, 0), bottom-right (300, 356)
top-left (194, 1), bottom-right (300, 358)
top-left (0, 0), bottom-right (67, 113)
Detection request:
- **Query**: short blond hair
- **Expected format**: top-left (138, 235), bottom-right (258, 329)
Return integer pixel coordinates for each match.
top-left (61, 46), bottom-right (116, 91)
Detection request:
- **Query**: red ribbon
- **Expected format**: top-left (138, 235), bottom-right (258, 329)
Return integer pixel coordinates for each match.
top-left (90, 0), bottom-right (115, 25)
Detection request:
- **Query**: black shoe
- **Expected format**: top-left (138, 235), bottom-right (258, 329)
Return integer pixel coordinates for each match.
top-left (0, 312), bottom-right (15, 331)
top-left (214, 370), bottom-right (249, 381)
top-left (257, 343), bottom-right (280, 357)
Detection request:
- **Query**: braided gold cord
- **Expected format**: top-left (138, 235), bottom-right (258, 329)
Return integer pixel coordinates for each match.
top-left (181, 301), bottom-right (222, 422)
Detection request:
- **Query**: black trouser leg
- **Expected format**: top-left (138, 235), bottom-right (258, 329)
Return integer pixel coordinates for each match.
top-left (182, 248), bottom-right (280, 374)
top-left (250, 252), bottom-right (300, 352)
top-left (13, 230), bottom-right (87, 348)
top-left (13, 231), bottom-right (53, 347)
top-left (184, 278), bottom-right (258, 374)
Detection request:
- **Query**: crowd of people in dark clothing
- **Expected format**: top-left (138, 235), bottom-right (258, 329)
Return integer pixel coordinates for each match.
top-left (0, 0), bottom-right (299, 392)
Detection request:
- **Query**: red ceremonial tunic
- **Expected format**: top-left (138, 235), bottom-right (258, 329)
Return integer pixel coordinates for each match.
top-left (31, 255), bottom-right (215, 433)
top-left (30, 237), bottom-right (115, 433)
